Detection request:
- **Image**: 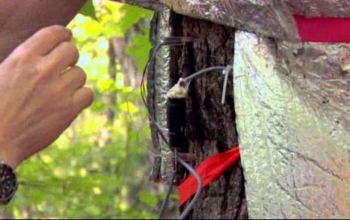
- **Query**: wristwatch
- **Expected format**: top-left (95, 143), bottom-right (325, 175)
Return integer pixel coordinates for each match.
top-left (0, 161), bottom-right (18, 205)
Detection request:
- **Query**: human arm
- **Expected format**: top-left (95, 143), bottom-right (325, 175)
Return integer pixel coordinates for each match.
top-left (0, 25), bottom-right (94, 169)
top-left (0, 0), bottom-right (95, 168)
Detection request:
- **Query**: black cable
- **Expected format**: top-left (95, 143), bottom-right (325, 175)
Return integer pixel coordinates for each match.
top-left (140, 37), bottom-right (205, 219)
top-left (158, 171), bottom-right (176, 219)
top-left (177, 157), bottom-right (203, 219)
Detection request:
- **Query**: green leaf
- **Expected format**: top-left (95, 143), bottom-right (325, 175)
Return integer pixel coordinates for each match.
top-left (138, 190), bottom-right (158, 207)
top-left (79, 0), bottom-right (98, 21)
top-left (125, 28), bottom-right (152, 71)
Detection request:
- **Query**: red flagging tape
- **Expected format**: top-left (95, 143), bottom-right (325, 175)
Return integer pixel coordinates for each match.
top-left (294, 15), bottom-right (350, 43)
top-left (177, 146), bottom-right (240, 207)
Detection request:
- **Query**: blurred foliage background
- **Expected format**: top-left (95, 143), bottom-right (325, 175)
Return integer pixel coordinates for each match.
top-left (1, 0), bottom-right (175, 218)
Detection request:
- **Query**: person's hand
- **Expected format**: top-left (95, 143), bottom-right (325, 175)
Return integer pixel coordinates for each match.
top-left (0, 25), bottom-right (94, 169)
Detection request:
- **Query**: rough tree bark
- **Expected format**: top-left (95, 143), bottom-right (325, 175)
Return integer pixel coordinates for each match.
top-left (168, 12), bottom-right (248, 219)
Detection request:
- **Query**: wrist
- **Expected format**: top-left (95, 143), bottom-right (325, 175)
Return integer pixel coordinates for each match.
top-left (0, 137), bottom-right (19, 205)
top-left (0, 136), bottom-right (20, 169)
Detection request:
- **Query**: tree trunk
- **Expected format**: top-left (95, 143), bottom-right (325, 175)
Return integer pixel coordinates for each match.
top-left (168, 13), bottom-right (248, 219)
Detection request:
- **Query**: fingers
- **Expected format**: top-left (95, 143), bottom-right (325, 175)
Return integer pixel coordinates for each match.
top-left (72, 87), bottom-right (94, 114)
top-left (19, 25), bottom-right (72, 56)
top-left (60, 66), bottom-right (94, 113)
top-left (44, 41), bottom-right (79, 72)
top-left (60, 66), bottom-right (87, 90)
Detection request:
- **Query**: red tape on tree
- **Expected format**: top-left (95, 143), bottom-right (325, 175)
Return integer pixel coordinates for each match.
top-left (294, 15), bottom-right (350, 42)
top-left (177, 147), bottom-right (240, 207)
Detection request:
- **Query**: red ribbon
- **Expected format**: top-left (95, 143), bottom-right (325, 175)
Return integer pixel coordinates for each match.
top-left (294, 15), bottom-right (350, 42)
top-left (177, 146), bottom-right (240, 207)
